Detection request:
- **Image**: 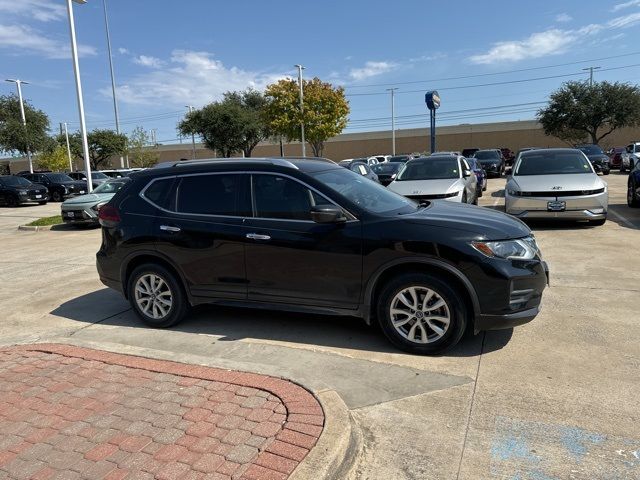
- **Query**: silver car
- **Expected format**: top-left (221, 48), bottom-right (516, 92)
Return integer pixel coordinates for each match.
top-left (387, 155), bottom-right (478, 204)
top-left (505, 148), bottom-right (608, 225)
top-left (61, 178), bottom-right (129, 225)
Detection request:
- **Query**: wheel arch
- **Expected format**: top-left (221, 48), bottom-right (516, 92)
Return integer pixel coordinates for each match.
top-left (364, 258), bottom-right (481, 331)
top-left (121, 251), bottom-right (189, 302)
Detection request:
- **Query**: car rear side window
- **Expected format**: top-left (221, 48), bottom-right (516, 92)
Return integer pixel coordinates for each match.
top-left (177, 174), bottom-right (248, 216)
top-left (144, 178), bottom-right (175, 210)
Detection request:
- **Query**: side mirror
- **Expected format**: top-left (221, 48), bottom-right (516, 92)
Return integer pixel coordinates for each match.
top-left (310, 205), bottom-right (346, 224)
top-left (463, 169), bottom-right (472, 178)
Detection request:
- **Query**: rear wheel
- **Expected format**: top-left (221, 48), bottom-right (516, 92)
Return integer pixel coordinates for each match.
top-left (376, 273), bottom-right (468, 354)
top-left (628, 180), bottom-right (640, 207)
top-left (127, 263), bottom-right (189, 328)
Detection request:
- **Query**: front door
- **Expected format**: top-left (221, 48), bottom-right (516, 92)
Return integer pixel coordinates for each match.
top-left (152, 173), bottom-right (251, 300)
top-left (244, 173), bottom-right (362, 309)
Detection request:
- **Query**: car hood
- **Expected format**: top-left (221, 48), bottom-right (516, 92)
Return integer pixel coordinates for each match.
top-left (389, 178), bottom-right (463, 195)
top-left (405, 200), bottom-right (531, 240)
top-left (509, 174), bottom-right (604, 191)
top-left (62, 192), bottom-right (114, 205)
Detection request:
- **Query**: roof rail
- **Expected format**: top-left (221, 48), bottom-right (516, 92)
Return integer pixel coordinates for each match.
top-left (154, 157), bottom-right (306, 170)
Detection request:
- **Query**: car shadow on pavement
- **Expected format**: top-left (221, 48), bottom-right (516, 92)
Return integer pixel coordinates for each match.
top-left (52, 288), bottom-right (513, 357)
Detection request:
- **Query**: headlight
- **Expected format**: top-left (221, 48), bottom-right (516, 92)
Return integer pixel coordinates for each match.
top-left (18, 190), bottom-right (27, 195)
top-left (471, 237), bottom-right (539, 260)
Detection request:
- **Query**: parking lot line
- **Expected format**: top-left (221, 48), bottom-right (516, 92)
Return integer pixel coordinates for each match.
top-left (608, 208), bottom-right (637, 229)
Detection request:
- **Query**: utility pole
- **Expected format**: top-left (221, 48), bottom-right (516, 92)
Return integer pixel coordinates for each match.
top-left (185, 105), bottom-right (196, 159)
top-left (5, 79), bottom-right (32, 173)
top-left (102, 0), bottom-right (124, 168)
top-left (386, 88), bottom-right (398, 155)
top-left (61, 122), bottom-right (73, 172)
top-left (294, 64), bottom-right (306, 157)
top-left (582, 66), bottom-right (601, 86)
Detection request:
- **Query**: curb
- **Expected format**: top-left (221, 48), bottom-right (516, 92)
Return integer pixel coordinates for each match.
top-left (4, 340), bottom-right (353, 479)
top-left (18, 224), bottom-right (56, 231)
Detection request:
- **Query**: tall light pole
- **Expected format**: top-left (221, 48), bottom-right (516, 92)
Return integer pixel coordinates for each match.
top-left (102, 0), bottom-right (124, 168)
top-left (185, 105), bottom-right (196, 159)
top-left (294, 64), bottom-right (306, 157)
top-left (61, 122), bottom-right (73, 172)
top-left (5, 79), bottom-right (32, 173)
top-left (386, 87), bottom-right (398, 155)
top-left (66, 0), bottom-right (93, 191)
top-left (582, 66), bottom-right (601, 86)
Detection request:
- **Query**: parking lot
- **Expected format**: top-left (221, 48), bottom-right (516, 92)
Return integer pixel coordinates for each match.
top-left (0, 171), bottom-right (639, 479)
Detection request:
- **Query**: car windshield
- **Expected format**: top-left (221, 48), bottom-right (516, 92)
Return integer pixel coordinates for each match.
top-left (46, 173), bottom-right (74, 183)
top-left (372, 163), bottom-right (400, 174)
top-left (515, 151), bottom-right (593, 175)
top-left (312, 167), bottom-right (416, 214)
top-left (92, 172), bottom-right (109, 179)
top-left (388, 156), bottom-right (409, 162)
top-left (1, 176), bottom-right (31, 187)
top-left (93, 180), bottom-right (127, 194)
top-left (396, 157), bottom-right (460, 180)
top-left (577, 145), bottom-right (604, 155)
top-left (474, 151), bottom-right (500, 160)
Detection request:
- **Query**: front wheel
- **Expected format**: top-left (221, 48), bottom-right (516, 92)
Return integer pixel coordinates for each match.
top-left (127, 263), bottom-right (188, 328)
top-left (376, 273), bottom-right (468, 354)
top-left (51, 191), bottom-right (63, 202)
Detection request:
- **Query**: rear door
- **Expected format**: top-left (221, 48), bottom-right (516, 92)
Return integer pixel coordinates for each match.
top-left (243, 173), bottom-right (362, 309)
top-left (151, 173), bottom-right (251, 300)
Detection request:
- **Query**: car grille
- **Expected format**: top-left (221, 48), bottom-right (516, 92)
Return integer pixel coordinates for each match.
top-left (62, 209), bottom-right (88, 220)
top-left (512, 188), bottom-right (605, 197)
top-left (406, 192), bottom-right (458, 200)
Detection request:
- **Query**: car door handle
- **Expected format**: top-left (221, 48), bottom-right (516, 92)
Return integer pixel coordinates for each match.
top-left (159, 225), bottom-right (181, 233)
top-left (246, 233), bottom-right (271, 241)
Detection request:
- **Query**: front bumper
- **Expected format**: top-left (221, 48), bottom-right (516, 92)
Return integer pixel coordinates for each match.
top-left (505, 192), bottom-right (608, 220)
top-left (61, 206), bottom-right (98, 224)
top-left (476, 306), bottom-right (540, 331)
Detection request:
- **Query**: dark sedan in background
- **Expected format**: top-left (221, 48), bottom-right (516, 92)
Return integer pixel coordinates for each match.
top-left (372, 162), bottom-right (402, 186)
top-left (473, 149), bottom-right (505, 177)
top-left (576, 144), bottom-right (610, 175)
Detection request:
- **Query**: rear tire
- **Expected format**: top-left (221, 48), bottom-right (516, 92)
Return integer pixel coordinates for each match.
top-left (127, 263), bottom-right (189, 328)
top-left (376, 273), bottom-right (468, 355)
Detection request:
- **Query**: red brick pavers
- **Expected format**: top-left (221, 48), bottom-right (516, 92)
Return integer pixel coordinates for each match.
top-left (0, 344), bottom-right (324, 480)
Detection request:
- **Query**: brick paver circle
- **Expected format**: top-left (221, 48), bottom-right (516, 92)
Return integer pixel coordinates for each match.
top-left (0, 344), bottom-right (324, 480)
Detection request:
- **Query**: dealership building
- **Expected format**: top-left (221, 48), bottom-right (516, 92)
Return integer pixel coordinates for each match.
top-left (3, 119), bottom-right (640, 172)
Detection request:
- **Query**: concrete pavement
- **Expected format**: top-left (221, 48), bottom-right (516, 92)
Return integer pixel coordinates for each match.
top-left (0, 171), bottom-right (639, 479)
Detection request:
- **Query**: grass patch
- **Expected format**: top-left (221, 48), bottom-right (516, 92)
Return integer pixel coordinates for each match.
top-left (26, 215), bottom-right (63, 227)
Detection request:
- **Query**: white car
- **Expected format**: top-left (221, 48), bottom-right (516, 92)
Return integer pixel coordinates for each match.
top-left (387, 155), bottom-right (478, 204)
top-left (620, 142), bottom-right (640, 173)
top-left (505, 148), bottom-right (608, 225)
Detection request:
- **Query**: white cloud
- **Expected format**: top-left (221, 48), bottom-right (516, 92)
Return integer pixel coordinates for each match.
top-left (0, 0), bottom-right (65, 22)
top-left (607, 11), bottom-right (640, 28)
top-left (0, 23), bottom-right (96, 59)
top-left (555, 13), bottom-right (573, 23)
top-left (469, 29), bottom-right (573, 64)
top-left (133, 55), bottom-right (164, 68)
top-left (408, 53), bottom-right (447, 63)
top-left (108, 50), bottom-right (288, 106)
top-left (118, 47), bottom-right (130, 55)
top-left (348, 61), bottom-right (397, 81)
top-left (612, 0), bottom-right (640, 12)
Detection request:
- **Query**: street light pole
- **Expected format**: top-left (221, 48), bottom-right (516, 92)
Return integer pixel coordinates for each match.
top-left (294, 64), bottom-right (306, 157)
top-left (185, 105), bottom-right (196, 159)
top-left (582, 66), bottom-right (601, 86)
top-left (5, 79), bottom-right (32, 173)
top-left (101, 0), bottom-right (124, 169)
top-left (62, 122), bottom-right (73, 172)
top-left (386, 87), bottom-right (398, 155)
top-left (66, 0), bottom-right (93, 192)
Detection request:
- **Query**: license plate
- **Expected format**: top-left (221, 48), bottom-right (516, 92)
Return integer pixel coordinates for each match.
top-left (35, 195), bottom-right (42, 199)
top-left (547, 201), bottom-right (566, 212)
top-left (67, 212), bottom-right (75, 218)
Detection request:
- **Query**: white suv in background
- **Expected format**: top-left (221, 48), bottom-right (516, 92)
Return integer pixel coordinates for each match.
top-left (620, 142), bottom-right (640, 173)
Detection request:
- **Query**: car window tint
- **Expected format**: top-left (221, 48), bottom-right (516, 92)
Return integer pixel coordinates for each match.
top-left (144, 178), bottom-right (176, 210)
top-left (253, 175), bottom-right (316, 221)
top-left (177, 174), bottom-right (246, 216)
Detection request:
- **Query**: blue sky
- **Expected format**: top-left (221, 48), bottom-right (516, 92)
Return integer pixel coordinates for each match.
top-left (1, 0), bottom-right (640, 144)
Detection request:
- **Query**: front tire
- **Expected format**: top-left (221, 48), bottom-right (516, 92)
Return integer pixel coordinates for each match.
top-left (376, 273), bottom-right (468, 354)
top-left (51, 191), bottom-right (63, 202)
top-left (127, 263), bottom-right (188, 328)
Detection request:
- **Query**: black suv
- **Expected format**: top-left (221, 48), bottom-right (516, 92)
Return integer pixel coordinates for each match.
top-left (472, 150), bottom-right (505, 177)
top-left (0, 175), bottom-right (48, 207)
top-left (19, 172), bottom-right (88, 202)
top-left (96, 158), bottom-right (548, 354)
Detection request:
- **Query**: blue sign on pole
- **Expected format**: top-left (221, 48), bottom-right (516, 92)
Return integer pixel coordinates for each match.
top-left (425, 91), bottom-right (441, 153)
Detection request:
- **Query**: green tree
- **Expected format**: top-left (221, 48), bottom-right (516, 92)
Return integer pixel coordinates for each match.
top-left (178, 89), bottom-right (269, 157)
top-left (264, 78), bottom-right (349, 157)
top-left (66, 129), bottom-right (128, 170)
top-left (127, 126), bottom-right (159, 167)
top-left (36, 145), bottom-right (70, 172)
top-left (538, 81), bottom-right (640, 145)
top-left (0, 94), bottom-right (51, 156)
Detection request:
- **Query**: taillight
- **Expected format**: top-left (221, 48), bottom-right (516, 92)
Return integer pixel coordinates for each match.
top-left (98, 205), bottom-right (121, 224)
